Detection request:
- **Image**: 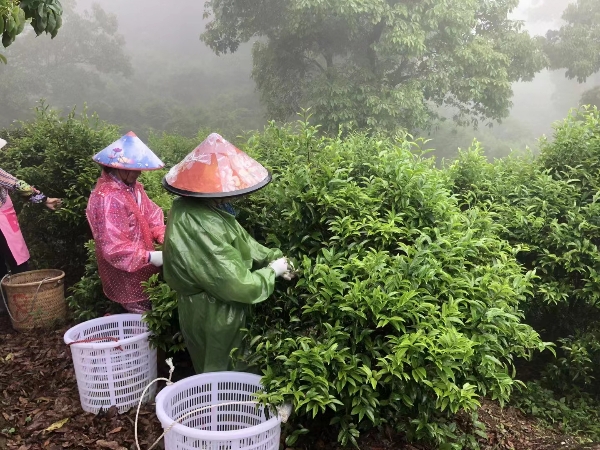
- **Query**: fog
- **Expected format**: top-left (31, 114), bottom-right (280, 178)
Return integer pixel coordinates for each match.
top-left (428, 0), bottom-right (599, 160)
top-left (1, 0), bottom-right (598, 160)
top-left (0, 0), bottom-right (263, 140)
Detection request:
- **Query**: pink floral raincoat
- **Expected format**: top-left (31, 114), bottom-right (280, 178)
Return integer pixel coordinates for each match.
top-left (86, 171), bottom-right (165, 313)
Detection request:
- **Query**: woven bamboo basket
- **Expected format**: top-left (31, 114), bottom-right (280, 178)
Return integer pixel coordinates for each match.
top-left (1, 269), bottom-right (66, 331)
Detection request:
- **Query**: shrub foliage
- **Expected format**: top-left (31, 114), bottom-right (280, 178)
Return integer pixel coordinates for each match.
top-left (10, 106), bottom-right (600, 447)
top-left (66, 240), bottom-right (123, 321)
top-left (0, 103), bottom-right (119, 285)
top-left (231, 121), bottom-right (547, 447)
top-left (448, 107), bottom-right (600, 439)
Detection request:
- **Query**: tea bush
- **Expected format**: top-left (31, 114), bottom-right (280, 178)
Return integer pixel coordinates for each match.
top-left (512, 381), bottom-right (600, 441)
top-left (9, 104), bottom-right (588, 446)
top-left (65, 238), bottom-right (187, 349)
top-left (538, 106), bottom-right (600, 200)
top-left (146, 129), bottom-right (215, 167)
top-left (0, 103), bottom-right (120, 285)
top-left (142, 273), bottom-right (185, 354)
top-left (226, 122), bottom-right (547, 448)
top-left (0, 105), bottom-right (188, 321)
top-left (0, 105), bottom-right (191, 287)
top-left (448, 142), bottom-right (600, 330)
top-left (66, 240), bottom-right (123, 321)
top-left (447, 108), bottom-right (600, 438)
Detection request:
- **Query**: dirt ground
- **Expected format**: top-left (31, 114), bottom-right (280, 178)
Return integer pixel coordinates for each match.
top-left (0, 316), bottom-right (598, 450)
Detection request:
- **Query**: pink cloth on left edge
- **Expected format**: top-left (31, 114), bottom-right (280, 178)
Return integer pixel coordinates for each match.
top-left (86, 171), bottom-right (165, 308)
top-left (0, 196), bottom-right (30, 265)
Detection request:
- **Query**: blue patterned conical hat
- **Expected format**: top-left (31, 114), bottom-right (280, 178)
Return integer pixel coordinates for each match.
top-left (93, 131), bottom-right (164, 171)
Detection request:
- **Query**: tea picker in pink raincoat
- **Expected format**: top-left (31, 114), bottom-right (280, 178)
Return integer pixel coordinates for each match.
top-left (86, 132), bottom-right (166, 314)
top-left (0, 138), bottom-right (62, 280)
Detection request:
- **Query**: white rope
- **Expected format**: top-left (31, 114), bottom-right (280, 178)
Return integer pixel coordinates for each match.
top-left (134, 359), bottom-right (291, 450)
top-left (134, 358), bottom-right (175, 450)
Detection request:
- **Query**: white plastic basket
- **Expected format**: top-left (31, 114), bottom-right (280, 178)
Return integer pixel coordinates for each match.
top-left (155, 372), bottom-right (281, 450)
top-left (63, 313), bottom-right (157, 414)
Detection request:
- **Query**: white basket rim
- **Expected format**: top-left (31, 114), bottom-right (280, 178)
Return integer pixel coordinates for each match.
top-left (155, 372), bottom-right (281, 441)
top-left (63, 313), bottom-right (151, 349)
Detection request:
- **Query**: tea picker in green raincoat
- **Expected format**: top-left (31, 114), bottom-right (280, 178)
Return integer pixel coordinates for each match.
top-left (162, 133), bottom-right (295, 374)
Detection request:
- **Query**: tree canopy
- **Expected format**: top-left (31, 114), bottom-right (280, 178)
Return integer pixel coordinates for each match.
top-left (1, 0), bottom-right (63, 63)
top-left (544, 0), bottom-right (600, 83)
top-left (0, 2), bottom-right (131, 127)
top-left (201, 0), bottom-right (546, 135)
top-left (580, 86), bottom-right (600, 108)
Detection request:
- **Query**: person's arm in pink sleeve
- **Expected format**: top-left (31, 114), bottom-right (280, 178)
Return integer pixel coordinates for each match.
top-left (91, 196), bottom-right (151, 272)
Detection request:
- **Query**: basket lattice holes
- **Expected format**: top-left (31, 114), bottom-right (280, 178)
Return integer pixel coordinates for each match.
top-left (156, 372), bottom-right (281, 450)
top-left (64, 314), bottom-right (157, 414)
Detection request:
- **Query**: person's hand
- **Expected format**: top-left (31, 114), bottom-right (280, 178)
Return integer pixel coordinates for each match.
top-left (149, 251), bottom-right (163, 267)
top-left (282, 258), bottom-right (297, 280)
top-left (269, 257), bottom-right (289, 277)
top-left (45, 198), bottom-right (62, 210)
top-left (282, 271), bottom-right (296, 281)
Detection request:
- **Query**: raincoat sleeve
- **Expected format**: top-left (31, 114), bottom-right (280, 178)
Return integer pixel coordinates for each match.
top-left (140, 187), bottom-right (165, 244)
top-left (240, 226), bottom-right (283, 267)
top-left (91, 196), bottom-right (151, 273)
top-left (169, 212), bottom-right (277, 305)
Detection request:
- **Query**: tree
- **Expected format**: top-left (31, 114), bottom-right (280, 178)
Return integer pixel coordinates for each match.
top-left (543, 0), bottom-right (600, 110)
top-left (0, 1), bottom-right (131, 127)
top-left (580, 86), bottom-right (600, 108)
top-left (544, 0), bottom-right (600, 83)
top-left (201, 0), bottom-right (546, 135)
top-left (0, 0), bottom-right (63, 63)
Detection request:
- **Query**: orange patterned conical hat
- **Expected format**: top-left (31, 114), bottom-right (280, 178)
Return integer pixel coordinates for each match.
top-left (162, 133), bottom-right (271, 198)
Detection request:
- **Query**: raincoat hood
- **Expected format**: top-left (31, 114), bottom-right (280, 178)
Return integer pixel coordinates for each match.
top-left (162, 133), bottom-right (271, 198)
top-left (93, 131), bottom-right (164, 171)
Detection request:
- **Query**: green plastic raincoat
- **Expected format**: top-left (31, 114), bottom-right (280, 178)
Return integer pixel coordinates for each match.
top-left (163, 197), bottom-right (282, 374)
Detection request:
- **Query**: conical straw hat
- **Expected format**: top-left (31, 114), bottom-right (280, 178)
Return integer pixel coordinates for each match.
top-left (93, 131), bottom-right (164, 171)
top-left (163, 133), bottom-right (270, 198)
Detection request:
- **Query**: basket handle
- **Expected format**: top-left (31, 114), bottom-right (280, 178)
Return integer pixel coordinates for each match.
top-left (67, 336), bottom-right (124, 351)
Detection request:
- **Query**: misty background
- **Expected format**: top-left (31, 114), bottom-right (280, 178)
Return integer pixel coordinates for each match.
top-left (0, 0), bottom-right (597, 160)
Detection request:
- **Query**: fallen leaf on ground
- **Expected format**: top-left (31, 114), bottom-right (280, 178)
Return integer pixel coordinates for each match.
top-left (96, 440), bottom-right (126, 450)
top-left (0, 316), bottom-right (585, 450)
top-left (44, 418), bottom-right (69, 432)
